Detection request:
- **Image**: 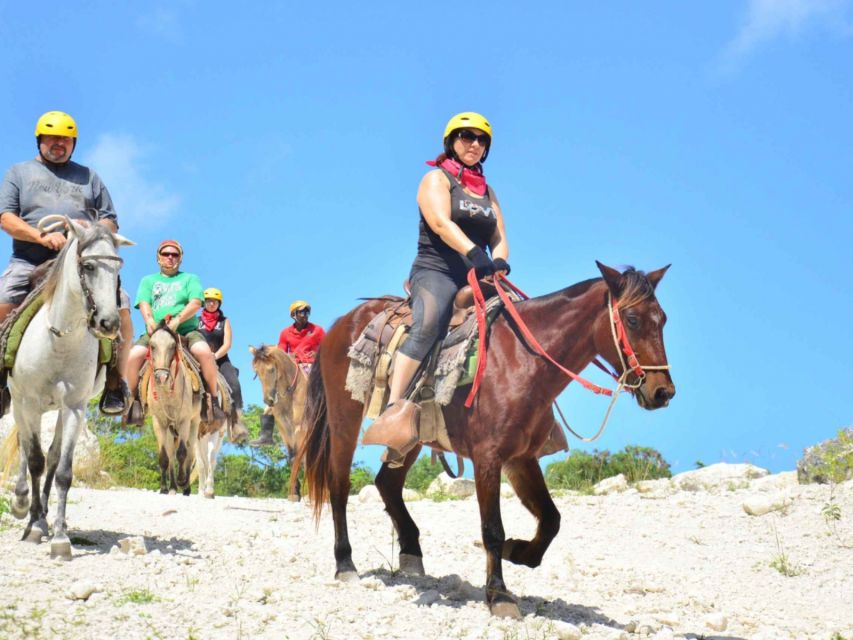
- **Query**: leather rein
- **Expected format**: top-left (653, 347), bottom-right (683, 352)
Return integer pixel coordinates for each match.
top-left (466, 270), bottom-right (670, 442)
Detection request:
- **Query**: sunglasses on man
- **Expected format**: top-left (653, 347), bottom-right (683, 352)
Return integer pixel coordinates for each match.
top-left (159, 252), bottom-right (181, 259)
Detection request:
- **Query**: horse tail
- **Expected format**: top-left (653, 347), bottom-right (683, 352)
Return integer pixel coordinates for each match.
top-left (298, 354), bottom-right (330, 524)
top-left (0, 423), bottom-right (19, 486)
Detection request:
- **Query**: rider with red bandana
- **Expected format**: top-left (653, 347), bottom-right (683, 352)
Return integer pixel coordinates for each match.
top-left (365, 112), bottom-right (510, 463)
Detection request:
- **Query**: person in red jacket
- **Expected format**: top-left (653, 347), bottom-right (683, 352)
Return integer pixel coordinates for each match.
top-left (277, 299), bottom-right (325, 368)
top-left (250, 299), bottom-right (325, 447)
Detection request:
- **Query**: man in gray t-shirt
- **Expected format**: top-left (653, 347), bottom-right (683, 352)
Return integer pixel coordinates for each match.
top-left (0, 110), bottom-right (130, 415)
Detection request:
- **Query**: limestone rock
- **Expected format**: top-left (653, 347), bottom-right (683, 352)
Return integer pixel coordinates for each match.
top-left (117, 536), bottom-right (148, 555)
top-left (402, 488), bottom-right (422, 501)
top-left (635, 478), bottom-right (673, 495)
top-left (742, 493), bottom-right (793, 516)
top-left (751, 471), bottom-right (798, 492)
top-left (426, 472), bottom-right (475, 499)
top-left (797, 428), bottom-right (853, 484)
top-left (0, 410), bottom-right (101, 482)
top-left (66, 580), bottom-right (100, 601)
top-left (705, 612), bottom-right (728, 632)
top-left (358, 484), bottom-right (382, 503)
top-left (673, 463), bottom-right (769, 492)
top-left (593, 473), bottom-right (628, 495)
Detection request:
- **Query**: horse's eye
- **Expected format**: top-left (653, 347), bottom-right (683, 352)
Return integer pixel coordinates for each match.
top-left (83, 263), bottom-right (95, 272)
top-left (625, 314), bottom-right (640, 330)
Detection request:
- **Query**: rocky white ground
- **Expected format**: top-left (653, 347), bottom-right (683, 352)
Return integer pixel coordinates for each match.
top-left (1, 465), bottom-right (851, 640)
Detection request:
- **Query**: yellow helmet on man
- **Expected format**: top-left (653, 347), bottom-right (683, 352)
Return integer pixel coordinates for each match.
top-left (35, 111), bottom-right (78, 139)
top-left (204, 288), bottom-right (223, 302)
top-left (443, 111), bottom-right (492, 163)
top-left (290, 300), bottom-right (311, 315)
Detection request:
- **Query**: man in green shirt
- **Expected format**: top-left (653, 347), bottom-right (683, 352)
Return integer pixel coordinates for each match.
top-left (125, 239), bottom-right (226, 427)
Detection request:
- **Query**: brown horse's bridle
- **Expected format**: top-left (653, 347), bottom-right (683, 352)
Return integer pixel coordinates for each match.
top-left (147, 324), bottom-right (183, 400)
top-left (261, 355), bottom-right (299, 406)
top-left (468, 271), bottom-right (670, 442)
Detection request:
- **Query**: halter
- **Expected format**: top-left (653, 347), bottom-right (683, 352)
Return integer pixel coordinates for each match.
top-left (468, 271), bottom-right (670, 442)
top-left (46, 247), bottom-right (124, 337)
top-left (264, 353), bottom-right (300, 405)
top-left (147, 324), bottom-right (183, 400)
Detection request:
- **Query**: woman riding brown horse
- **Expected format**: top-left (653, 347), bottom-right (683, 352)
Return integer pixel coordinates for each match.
top-left (301, 262), bottom-right (675, 618)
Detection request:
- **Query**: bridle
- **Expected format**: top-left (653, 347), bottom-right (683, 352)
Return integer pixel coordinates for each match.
top-left (147, 325), bottom-right (183, 400)
top-left (256, 353), bottom-right (299, 406)
top-left (468, 271), bottom-right (670, 442)
top-left (46, 237), bottom-right (123, 338)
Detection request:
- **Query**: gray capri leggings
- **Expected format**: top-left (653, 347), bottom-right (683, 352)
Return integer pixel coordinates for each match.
top-left (216, 358), bottom-right (243, 410)
top-left (398, 268), bottom-right (465, 362)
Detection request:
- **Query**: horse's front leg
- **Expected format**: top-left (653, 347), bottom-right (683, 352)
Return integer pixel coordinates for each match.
top-left (40, 412), bottom-right (64, 519)
top-left (153, 418), bottom-right (173, 494)
top-left (13, 417), bottom-right (49, 542)
top-left (328, 414), bottom-right (360, 581)
top-left (474, 459), bottom-right (521, 619)
top-left (286, 445), bottom-right (301, 502)
top-left (375, 444), bottom-right (425, 575)
top-left (195, 434), bottom-right (211, 498)
top-left (501, 456), bottom-right (561, 568)
top-left (50, 404), bottom-right (86, 559)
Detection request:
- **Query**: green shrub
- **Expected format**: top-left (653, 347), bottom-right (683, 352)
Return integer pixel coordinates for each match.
top-left (405, 455), bottom-right (444, 493)
top-left (98, 429), bottom-right (161, 490)
top-left (544, 445), bottom-right (671, 492)
top-left (215, 453), bottom-right (292, 497)
top-left (349, 463), bottom-right (375, 494)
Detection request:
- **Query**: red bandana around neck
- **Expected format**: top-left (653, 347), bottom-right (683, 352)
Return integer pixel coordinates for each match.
top-left (426, 157), bottom-right (488, 196)
top-left (200, 309), bottom-right (221, 332)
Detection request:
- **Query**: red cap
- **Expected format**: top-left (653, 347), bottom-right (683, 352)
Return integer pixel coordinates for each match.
top-left (157, 239), bottom-right (183, 257)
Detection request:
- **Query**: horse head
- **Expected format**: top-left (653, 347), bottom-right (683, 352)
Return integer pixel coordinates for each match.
top-left (64, 217), bottom-right (134, 339)
top-left (149, 321), bottom-right (181, 387)
top-left (593, 261), bottom-right (675, 410)
top-left (250, 344), bottom-right (280, 406)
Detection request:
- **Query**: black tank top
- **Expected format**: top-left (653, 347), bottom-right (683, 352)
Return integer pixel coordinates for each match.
top-left (411, 168), bottom-right (498, 280)
top-left (199, 313), bottom-right (230, 362)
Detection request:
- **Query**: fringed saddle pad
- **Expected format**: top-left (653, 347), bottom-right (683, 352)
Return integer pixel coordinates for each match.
top-left (345, 295), bottom-right (506, 412)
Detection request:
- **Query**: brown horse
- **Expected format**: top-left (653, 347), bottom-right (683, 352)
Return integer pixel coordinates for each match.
top-left (301, 262), bottom-right (675, 618)
top-left (249, 344), bottom-right (308, 500)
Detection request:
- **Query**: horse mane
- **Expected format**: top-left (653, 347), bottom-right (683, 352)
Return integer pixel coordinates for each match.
top-left (616, 266), bottom-right (657, 309)
top-left (252, 343), bottom-right (292, 369)
top-left (541, 267), bottom-right (656, 310)
top-left (42, 224), bottom-right (117, 304)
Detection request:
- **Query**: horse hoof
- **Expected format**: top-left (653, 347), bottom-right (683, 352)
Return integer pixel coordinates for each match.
top-left (335, 570), bottom-right (360, 583)
top-left (50, 538), bottom-right (73, 561)
top-left (490, 601), bottom-right (522, 619)
top-left (22, 527), bottom-right (45, 544)
top-left (10, 500), bottom-right (29, 520)
top-left (204, 491), bottom-right (215, 499)
top-left (398, 553), bottom-right (425, 576)
top-left (168, 490), bottom-right (176, 496)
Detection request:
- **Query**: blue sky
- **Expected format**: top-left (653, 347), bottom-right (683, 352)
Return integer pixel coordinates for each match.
top-left (1, 1), bottom-right (850, 474)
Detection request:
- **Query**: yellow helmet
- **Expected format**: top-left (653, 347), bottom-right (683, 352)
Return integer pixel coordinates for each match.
top-left (290, 300), bottom-right (310, 315)
top-left (443, 112), bottom-right (492, 141)
top-left (203, 288), bottom-right (223, 302)
top-left (35, 111), bottom-right (78, 139)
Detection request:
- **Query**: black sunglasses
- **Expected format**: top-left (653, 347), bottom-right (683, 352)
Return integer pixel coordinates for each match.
top-left (457, 130), bottom-right (490, 145)
top-left (159, 252), bottom-right (181, 258)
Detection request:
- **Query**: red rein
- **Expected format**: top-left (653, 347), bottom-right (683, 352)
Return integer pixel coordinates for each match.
top-left (464, 270), bottom-right (646, 407)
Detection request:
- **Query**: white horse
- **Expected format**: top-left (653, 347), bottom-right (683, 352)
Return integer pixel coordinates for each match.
top-left (195, 414), bottom-right (225, 499)
top-left (9, 217), bottom-right (131, 559)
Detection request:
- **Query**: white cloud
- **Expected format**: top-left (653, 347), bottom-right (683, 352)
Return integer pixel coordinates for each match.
top-left (82, 133), bottom-right (181, 230)
top-left (720, 0), bottom-right (852, 69)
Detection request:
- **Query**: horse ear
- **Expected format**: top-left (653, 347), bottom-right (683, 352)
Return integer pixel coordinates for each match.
top-left (113, 233), bottom-right (135, 247)
top-left (646, 264), bottom-right (670, 290)
top-left (249, 346), bottom-right (256, 355)
top-left (64, 216), bottom-right (84, 240)
top-left (596, 260), bottom-right (623, 297)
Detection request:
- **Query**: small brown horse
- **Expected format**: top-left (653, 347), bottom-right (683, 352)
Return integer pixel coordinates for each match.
top-left (301, 262), bottom-right (675, 618)
top-left (249, 344), bottom-right (308, 500)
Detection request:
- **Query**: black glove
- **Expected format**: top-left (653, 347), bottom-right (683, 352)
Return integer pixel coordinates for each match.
top-left (466, 246), bottom-right (495, 279)
top-left (492, 258), bottom-right (510, 275)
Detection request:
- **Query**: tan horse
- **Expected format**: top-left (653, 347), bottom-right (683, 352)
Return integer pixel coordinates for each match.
top-left (249, 344), bottom-right (307, 500)
top-left (147, 323), bottom-right (202, 496)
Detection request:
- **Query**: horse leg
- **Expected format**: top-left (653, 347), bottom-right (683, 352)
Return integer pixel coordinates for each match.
top-left (16, 426), bottom-right (49, 543)
top-left (40, 412), bottom-right (64, 519)
top-left (49, 406), bottom-right (86, 560)
top-left (501, 456), bottom-right (561, 568)
top-left (176, 438), bottom-right (190, 495)
top-left (328, 411), bottom-right (361, 581)
top-left (286, 445), bottom-right (300, 501)
top-left (474, 459), bottom-right (521, 619)
top-left (204, 428), bottom-right (223, 498)
top-left (11, 452), bottom-right (30, 519)
top-left (375, 444), bottom-right (425, 575)
top-left (196, 433), bottom-right (211, 498)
